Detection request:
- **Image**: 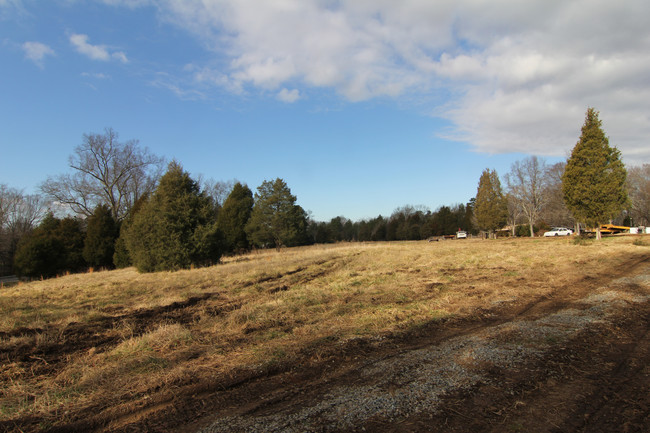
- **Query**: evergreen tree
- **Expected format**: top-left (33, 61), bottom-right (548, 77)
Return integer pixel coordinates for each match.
top-left (125, 161), bottom-right (222, 272)
top-left (310, 220), bottom-right (334, 244)
top-left (475, 169), bottom-right (508, 238)
top-left (217, 182), bottom-right (254, 253)
top-left (83, 204), bottom-right (118, 269)
top-left (113, 193), bottom-right (149, 268)
top-left (329, 217), bottom-right (345, 242)
top-left (13, 213), bottom-right (85, 278)
top-left (245, 178), bottom-right (309, 249)
top-left (57, 217), bottom-right (86, 271)
top-left (562, 108), bottom-right (628, 239)
top-left (112, 231), bottom-right (130, 269)
top-left (434, 205), bottom-right (456, 235)
top-left (370, 216), bottom-right (387, 241)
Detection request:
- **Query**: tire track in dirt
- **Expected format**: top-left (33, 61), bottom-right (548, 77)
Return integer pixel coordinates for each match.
top-left (1, 256), bottom-right (345, 366)
top-left (83, 256), bottom-right (650, 433)
top-left (379, 301), bottom-right (650, 433)
top-left (181, 257), bottom-right (650, 433)
top-left (0, 256), bottom-right (350, 433)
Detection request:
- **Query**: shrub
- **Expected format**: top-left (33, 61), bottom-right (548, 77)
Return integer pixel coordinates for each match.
top-left (13, 213), bottom-right (85, 278)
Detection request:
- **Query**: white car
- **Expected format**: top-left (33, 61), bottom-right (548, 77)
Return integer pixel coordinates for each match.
top-left (543, 227), bottom-right (573, 237)
top-left (456, 231), bottom-right (467, 239)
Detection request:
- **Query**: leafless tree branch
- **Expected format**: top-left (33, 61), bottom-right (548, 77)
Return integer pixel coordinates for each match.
top-left (41, 128), bottom-right (164, 221)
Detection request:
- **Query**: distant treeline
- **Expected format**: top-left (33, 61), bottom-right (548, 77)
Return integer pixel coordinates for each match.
top-left (309, 204), bottom-right (473, 243)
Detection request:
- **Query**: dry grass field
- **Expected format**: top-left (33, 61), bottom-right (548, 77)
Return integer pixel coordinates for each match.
top-left (1, 236), bottom-right (649, 432)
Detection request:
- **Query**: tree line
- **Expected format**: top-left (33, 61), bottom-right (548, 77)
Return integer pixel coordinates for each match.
top-left (1, 109), bottom-right (648, 277)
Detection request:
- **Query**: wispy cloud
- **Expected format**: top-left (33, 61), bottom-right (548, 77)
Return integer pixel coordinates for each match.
top-left (81, 72), bottom-right (111, 80)
top-left (69, 33), bottom-right (128, 63)
top-left (116, 0), bottom-right (650, 163)
top-left (277, 88), bottom-right (300, 103)
top-left (21, 41), bottom-right (54, 67)
top-left (150, 72), bottom-right (206, 101)
top-left (0, 0), bottom-right (26, 20)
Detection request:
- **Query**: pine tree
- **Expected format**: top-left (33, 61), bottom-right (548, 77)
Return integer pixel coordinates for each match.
top-left (13, 213), bottom-right (85, 278)
top-left (562, 108), bottom-right (628, 239)
top-left (125, 162), bottom-right (222, 272)
top-left (217, 182), bottom-right (254, 253)
top-left (83, 204), bottom-right (118, 269)
top-left (245, 178), bottom-right (309, 249)
top-left (475, 169), bottom-right (508, 238)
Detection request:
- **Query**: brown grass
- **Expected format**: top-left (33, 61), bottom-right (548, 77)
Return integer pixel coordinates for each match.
top-left (1, 236), bottom-right (648, 429)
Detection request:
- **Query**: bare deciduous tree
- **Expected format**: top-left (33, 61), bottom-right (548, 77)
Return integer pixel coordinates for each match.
top-left (505, 192), bottom-right (523, 236)
top-left (0, 185), bottom-right (48, 274)
top-left (0, 184), bottom-right (12, 230)
top-left (541, 162), bottom-right (574, 229)
top-left (627, 164), bottom-right (650, 226)
top-left (505, 156), bottom-right (547, 237)
top-left (200, 178), bottom-right (236, 210)
top-left (41, 128), bottom-right (164, 221)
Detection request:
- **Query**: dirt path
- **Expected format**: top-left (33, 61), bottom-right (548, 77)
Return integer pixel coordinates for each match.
top-left (134, 259), bottom-right (649, 433)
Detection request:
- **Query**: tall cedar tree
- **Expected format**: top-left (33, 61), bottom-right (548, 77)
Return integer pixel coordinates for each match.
top-left (125, 162), bottom-right (222, 272)
top-left (83, 204), bottom-right (118, 269)
top-left (13, 213), bottom-right (85, 278)
top-left (245, 178), bottom-right (309, 249)
top-left (475, 168), bottom-right (508, 237)
top-left (113, 193), bottom-right (148, 268)
top-left (217, 182), bottom-right (254, 253)
top-left (562, 108), bottom-right (628, 239)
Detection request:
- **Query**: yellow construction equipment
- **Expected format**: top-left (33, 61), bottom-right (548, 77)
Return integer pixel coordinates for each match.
top-left (599, 224), bottom-right (630, 234)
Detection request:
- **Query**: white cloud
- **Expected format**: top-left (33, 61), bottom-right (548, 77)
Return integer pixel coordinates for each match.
top-left (136, 0), bottom-right (650, 162)
top-left (277, 88), bottom-right (300, 103)
top-left (111, 51), bottom-right (128, 63)
top-left (21, 41), bottom-right (54, 67)
top-left (69, 33), bottom-right (128, 63)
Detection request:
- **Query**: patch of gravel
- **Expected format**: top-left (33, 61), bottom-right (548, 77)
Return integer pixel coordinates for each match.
top-left (198, 266), bottom-right (650, 433)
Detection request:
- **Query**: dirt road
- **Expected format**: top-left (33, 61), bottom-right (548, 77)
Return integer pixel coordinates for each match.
top-left (165, 260), bottom-right (648, 433)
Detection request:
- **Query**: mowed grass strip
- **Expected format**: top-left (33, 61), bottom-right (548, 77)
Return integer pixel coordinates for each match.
top-left (0, 237), bottom-right (648, 428)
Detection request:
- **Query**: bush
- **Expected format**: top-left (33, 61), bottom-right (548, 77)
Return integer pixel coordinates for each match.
top-left (573, 235), bottom-right (594, 246)
top-left (13, 213), bottom-right (85, 278)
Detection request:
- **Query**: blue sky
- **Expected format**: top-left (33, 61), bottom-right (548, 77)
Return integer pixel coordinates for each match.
top-left (2, 1), bottom-right (649, 221)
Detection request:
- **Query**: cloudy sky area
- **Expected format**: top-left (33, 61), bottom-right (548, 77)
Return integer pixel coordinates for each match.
top-left (1, 0), bottom-right (649, 220)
